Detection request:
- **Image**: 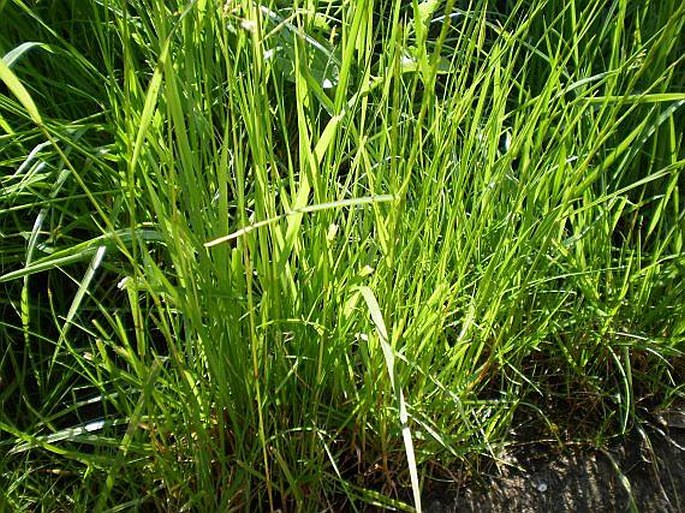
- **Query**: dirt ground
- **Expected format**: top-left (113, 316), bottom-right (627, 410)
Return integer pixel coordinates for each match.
top-left (422, 407), bottom-right (685, 513)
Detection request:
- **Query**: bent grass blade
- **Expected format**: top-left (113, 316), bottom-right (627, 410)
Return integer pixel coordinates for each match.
top-left (359, 286), bottom-right (422, 513)
top-left (204, 195), bottom-right (394, 248)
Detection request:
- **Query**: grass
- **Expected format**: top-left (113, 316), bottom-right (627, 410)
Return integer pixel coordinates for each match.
top-left (0, 0), bottom-right (683, 511)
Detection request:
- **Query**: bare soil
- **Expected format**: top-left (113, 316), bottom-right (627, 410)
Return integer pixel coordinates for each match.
top-left (422, 407), bottom-right (685, 513)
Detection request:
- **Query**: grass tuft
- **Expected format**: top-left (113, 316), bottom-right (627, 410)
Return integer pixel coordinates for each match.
top-left (1, 0), bottom-right (683, 511)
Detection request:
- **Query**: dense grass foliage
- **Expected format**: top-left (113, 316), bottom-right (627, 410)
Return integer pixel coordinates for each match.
top-left (1, 0), bottom-right (684, 510)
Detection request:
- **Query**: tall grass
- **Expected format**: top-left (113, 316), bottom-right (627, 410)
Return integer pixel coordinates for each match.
top-left (1, 0), bottom-right (683, 511)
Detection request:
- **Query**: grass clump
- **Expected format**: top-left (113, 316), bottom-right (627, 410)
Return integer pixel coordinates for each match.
top-left (1, 0), bottom-right (684, 511)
